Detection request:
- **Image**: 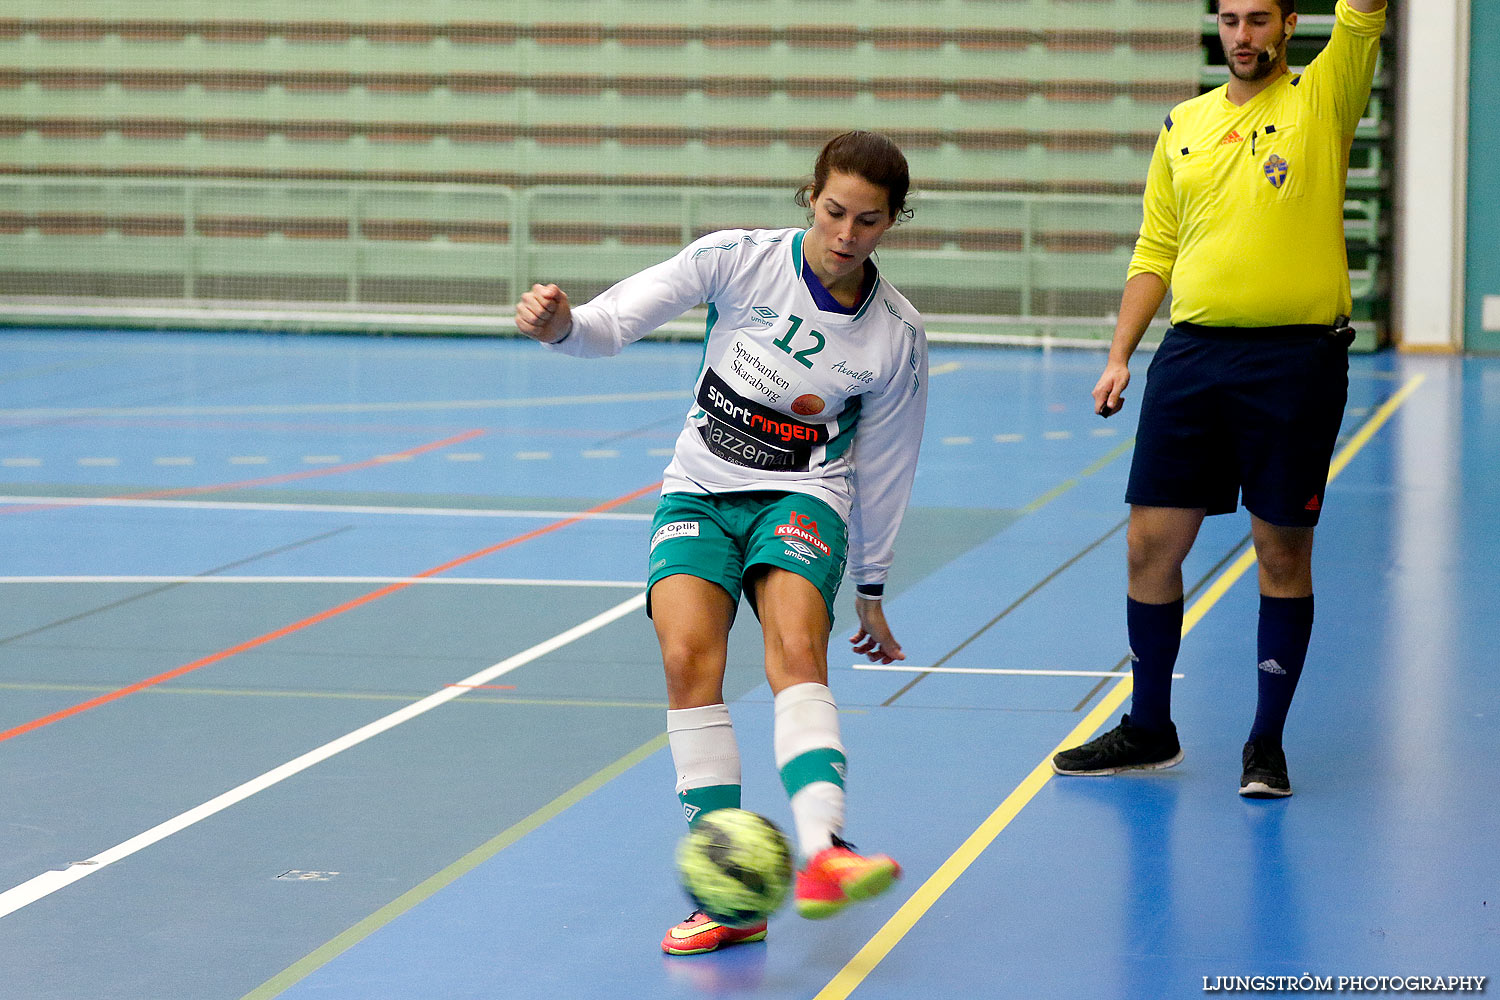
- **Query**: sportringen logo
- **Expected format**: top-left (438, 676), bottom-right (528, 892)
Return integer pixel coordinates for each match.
top-left (696, 368), bottom-right (826, 472)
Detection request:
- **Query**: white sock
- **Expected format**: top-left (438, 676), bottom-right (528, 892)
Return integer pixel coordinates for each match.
top-left (774, 682), bottom-right (847, 858)
top-left (666, 704), bottom-right (741, 826)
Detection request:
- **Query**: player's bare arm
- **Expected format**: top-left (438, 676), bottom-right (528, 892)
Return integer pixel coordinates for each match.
top-left (1344, 0), bottom-right (1385, 13)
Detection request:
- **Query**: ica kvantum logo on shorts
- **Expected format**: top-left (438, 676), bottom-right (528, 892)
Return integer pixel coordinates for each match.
top-left (775, 511), bottom-right (830, 556)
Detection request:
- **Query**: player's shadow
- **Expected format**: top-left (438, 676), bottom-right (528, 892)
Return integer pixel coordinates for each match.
top-left (1053, 763), bottom-right (1307, 991)
top-left (661, 938), bottom-right (768, 995)
top-left (1237, 795), bottom-right (1307, 963)
top-left (1052, 772), bottom-right (1185, 999)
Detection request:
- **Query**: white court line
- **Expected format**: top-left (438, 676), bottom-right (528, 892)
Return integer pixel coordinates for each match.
top-left (0, 496), bottom-right (652, 520)
top-left (852, 664), bottom-right (1184, 678)
top-left (0, 576), bottom-right (645, 588)
top-left (0, 590), bottom-right (647, 921)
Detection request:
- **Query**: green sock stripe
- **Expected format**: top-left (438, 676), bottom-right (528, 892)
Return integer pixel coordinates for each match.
top-left (779, 747), bottom-right (847, 798)
top-left (679, 784), bottom-right (741, 828)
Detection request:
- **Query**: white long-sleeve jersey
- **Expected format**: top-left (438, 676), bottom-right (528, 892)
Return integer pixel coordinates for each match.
top-left (546, 227), bottom-right (928, 590)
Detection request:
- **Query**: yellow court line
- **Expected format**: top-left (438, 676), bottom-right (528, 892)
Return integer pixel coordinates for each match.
top-left (814, 371), bottom-right (1426, 1000)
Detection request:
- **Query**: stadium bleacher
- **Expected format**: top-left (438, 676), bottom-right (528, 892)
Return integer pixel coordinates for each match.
top-left (0, 1), bottom-right (1387, 345)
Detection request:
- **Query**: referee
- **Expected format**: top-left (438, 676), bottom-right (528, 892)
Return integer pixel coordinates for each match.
top-left (1052, 0), bottom-right (1387, 797)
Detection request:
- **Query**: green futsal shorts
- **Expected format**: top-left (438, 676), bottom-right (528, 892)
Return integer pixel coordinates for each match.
top-left (646, 490), bottom-right (848, 622)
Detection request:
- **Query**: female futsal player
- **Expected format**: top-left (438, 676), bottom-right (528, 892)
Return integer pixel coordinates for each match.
top-left (514, 131), bottom-right (928, 955)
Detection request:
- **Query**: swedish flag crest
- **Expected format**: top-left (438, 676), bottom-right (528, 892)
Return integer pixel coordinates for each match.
top-left (1263, 153), bottom-right (1289, 189)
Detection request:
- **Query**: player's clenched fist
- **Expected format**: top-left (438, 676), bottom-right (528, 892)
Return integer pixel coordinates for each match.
top-left (514, 283), bottom-right (573, 344)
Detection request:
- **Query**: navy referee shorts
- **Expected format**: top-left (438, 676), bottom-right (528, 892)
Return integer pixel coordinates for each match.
top-left (1125, 322), bottom-right (1350, 527)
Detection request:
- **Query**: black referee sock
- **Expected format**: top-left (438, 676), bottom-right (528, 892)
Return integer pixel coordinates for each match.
top-left (1126, 596), bottom-right (1183, 733)
top-left (1249, 594), bottom-right (1315, 746)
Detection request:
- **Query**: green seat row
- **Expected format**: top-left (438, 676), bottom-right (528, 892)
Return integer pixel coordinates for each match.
top-left (0, 133), bottom-right (1159, 187)
top-left (5, 86), bottom-right (1192, 134)
top-left (5, 0), bottom-right (1199, 32)
top-left (5, 41), bottom-right (1201, 84)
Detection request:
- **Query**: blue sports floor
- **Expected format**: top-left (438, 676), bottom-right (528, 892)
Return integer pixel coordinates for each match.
top-left (0, 329), bottom-right (1495, 999)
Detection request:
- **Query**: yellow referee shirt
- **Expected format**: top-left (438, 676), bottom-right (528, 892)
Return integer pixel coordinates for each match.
top-left (1128, 0), bottom-right (1386, 328)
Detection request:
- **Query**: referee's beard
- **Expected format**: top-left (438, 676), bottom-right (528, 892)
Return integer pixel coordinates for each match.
top-left (1227, 46), bottom-right (1283, 82)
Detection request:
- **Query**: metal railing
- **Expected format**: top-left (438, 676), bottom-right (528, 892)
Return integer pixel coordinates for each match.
top-left (0, 176), bottom-right (1381, 345)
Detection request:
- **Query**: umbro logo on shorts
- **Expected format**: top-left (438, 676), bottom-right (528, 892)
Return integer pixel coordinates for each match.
top-left (783, 540), bottom-right (817, 563)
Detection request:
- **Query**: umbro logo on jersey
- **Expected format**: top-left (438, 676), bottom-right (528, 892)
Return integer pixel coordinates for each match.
top-left (1258, 658), bottom-right (1287, 675)
top-left (750, 306), bottom-right (779, 326)
top-left (1220, 129), bottom-right (1245, 145)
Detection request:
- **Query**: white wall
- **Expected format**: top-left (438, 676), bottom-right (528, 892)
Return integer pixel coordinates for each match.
top-left (1393, 0), bottom-right (1469, 350)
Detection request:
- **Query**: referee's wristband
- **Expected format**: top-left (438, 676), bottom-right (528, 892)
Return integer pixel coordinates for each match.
top-left (855, 584), bottom-right (884, 601)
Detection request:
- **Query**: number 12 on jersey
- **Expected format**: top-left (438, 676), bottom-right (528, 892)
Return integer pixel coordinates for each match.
top-left (773, 315), bottom-right (825, 369)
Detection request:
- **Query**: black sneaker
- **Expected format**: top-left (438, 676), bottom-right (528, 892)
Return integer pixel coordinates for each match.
top-left (1239, 738), bottom-right (1293, 798)
top-left (1051, 714), bottom-right (1183, 775)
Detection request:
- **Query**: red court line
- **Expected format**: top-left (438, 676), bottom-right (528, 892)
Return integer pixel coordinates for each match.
top-left (0, 429), bottom-right (486, 515)
top-left (0, 479), bottom-right (662, 744)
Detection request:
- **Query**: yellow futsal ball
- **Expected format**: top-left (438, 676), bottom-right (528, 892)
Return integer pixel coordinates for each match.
top-left (675, 808), bottom-right (794, 928)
